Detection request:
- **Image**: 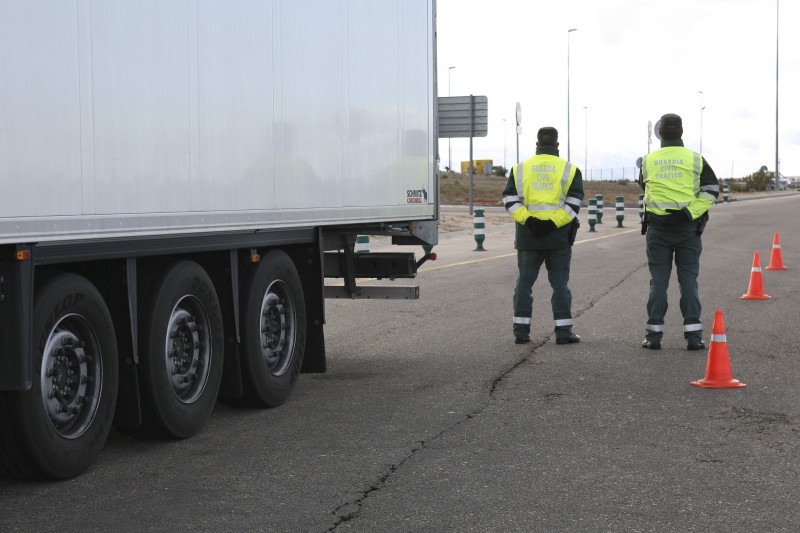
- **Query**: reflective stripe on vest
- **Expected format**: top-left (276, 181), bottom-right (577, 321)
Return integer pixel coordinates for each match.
top-left (642, 147), bottom-right (702, 215)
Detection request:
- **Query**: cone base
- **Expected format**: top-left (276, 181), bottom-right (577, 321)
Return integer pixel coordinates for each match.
top-left (740, 293), bottom-right (771, 300)
top-left (764, 265), bottom-right (788, 270)
top-left (691, 378), bottom-right (746, 389)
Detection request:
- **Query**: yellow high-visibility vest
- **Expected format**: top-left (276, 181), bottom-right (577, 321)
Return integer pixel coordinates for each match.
top-left (513, 154), bottom-right (577, 227)
top-left (642, 146), bottom-right (702, 216)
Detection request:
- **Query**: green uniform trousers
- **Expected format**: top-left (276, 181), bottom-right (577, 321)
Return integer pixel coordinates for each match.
top-left (513, 247), bottom-right (573, 338)
top-left (645, 224), bottom-right (703, 343)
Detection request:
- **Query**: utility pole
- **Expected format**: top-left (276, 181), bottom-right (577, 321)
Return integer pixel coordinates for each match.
top-left (775, 0), bottom-right (780, 187)
top-left (698, 90), bottom-right (704, 154)
top-left (583, 106), bottom-right (588, 177)
top-left (566, 28), bottom-right (577, 161)
top-left (502, 118), bottom-right (507, 171)
top-left (448, 66), bottom-right (456, 171)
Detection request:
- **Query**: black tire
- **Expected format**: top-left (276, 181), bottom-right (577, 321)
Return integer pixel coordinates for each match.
top-left (239, 250), bottom-right (306, 407)
top-left (137, 261), bottom-right (224, 439)
top-left (0, 273), bottom-right (118, 480)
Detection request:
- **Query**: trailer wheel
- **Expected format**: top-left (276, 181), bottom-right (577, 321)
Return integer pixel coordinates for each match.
top-left (0, 273), bottom-right (118, 480)
top-left (138, 261), bottom-right (223, 438)
top-left (239, 250), bottom-right (306, 407)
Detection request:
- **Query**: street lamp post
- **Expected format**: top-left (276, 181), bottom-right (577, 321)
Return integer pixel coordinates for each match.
top-left (448, 66), bottom-right (456, 171)
top-left (698, 90), bottom-right (704, 153)
top-left (515, 102), bottom-right (521, 165)
top-left (502, 118), bottom-right (507, 171)
top-left (775, 0), bottom-right (780, 186)
top-left (567, 28), bottom-right (577, 162)
top-left (583, 106), bottom-right (588, 179)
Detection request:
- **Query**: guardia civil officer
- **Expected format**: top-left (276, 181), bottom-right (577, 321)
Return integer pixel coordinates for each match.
top-left (639, 113), bottom-right (719, 350)
top-left (503, 127), bottom-right (583, 345)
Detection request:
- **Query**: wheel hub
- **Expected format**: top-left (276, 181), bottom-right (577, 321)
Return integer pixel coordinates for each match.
top-left (259, 284), bottom-right (295, 376)
top-left (41, 319), bottom-right (101, 438)
top-left (164, 300), bottom-right (211, 403)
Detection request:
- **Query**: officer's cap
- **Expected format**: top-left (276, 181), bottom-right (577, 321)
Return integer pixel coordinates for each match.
top-left (537, 127), bottom-right (558, 146)
top-left (659, 113), bottom-right (683, 140)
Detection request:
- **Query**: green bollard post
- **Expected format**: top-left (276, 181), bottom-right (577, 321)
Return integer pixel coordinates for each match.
top-left (595, 194), bottom-right (604, 224)
top-left (588, 199), bottom-right (597, 232)
top-left (355, 235), bottom-right (370, 253)
top-left (473, 208), bottom-right (486, 251)
top-left (615, 196), bottom-right (625, 227)
top-left (638, 194), bottom-right (645, 221)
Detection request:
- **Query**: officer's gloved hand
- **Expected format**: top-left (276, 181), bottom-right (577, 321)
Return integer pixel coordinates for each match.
top-left (664, 209), bottom-right (690, 227)
top-left (535, 220), bottom-right (557, 237)
top-left (524, 217), bottom-right (542, 234)
top-left (525, 217), bottom-right (557, 237)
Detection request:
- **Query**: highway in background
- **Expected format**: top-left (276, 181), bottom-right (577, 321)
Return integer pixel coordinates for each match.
top-left (1, 195), bottom-right (798, 532)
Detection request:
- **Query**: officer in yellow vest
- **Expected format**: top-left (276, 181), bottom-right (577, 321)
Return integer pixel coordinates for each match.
top-left (639, 113), bottom-right (719, 350)
top-left (503, 127), bottom-right (583, 345)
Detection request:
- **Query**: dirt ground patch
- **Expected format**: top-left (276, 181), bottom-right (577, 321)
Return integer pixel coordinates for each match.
top-left (439, 212), bottom-right (510, 233)
top-left (438, 171), bottom-right (646, 233)
top-left (437, 171), bottom-right (795, 233)
top-left (440, 170), bottom-right (647, 207)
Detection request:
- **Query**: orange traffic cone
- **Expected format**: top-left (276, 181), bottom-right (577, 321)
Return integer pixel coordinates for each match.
top-left (691, 310), bottom-right (746, 389)
top-left (765, 233), bottom-right (789, 270)
top-left (740, 252), bottom-right (771, 300)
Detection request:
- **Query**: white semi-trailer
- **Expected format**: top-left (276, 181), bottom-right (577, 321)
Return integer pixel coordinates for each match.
top-left (0, 0), bottom-right (438, 479)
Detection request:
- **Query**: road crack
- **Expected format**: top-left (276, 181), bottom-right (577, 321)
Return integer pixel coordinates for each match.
top-left (327, 418), bottom-right (473, 531)
top-left (327, 263), bottom-right (646, 531)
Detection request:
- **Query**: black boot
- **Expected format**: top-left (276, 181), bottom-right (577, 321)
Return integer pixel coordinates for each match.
top-left (556, 333), bottom-right (581, 345)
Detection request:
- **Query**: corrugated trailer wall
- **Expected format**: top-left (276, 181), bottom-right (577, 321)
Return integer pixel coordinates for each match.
top-left (0, 0), bottom-right (436, 244)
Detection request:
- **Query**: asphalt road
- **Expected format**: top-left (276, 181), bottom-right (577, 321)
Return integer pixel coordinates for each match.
top-left (1, 195), bottom-right (798, 532)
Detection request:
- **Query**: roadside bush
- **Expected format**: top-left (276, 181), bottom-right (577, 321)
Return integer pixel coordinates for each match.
top-left (743, 169), bottom-right (773, 191)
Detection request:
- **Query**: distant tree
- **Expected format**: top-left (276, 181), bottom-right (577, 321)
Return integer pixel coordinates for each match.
top-left (743, 169), bottom-right (773, 191)
top-left (493, 165), bottom-right (507, 177)
top-left (730, 180), bottom-right (749, 192)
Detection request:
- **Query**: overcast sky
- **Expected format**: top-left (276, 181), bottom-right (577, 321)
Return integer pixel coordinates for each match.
top-left (436, 0), bottom-right (799, 180)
